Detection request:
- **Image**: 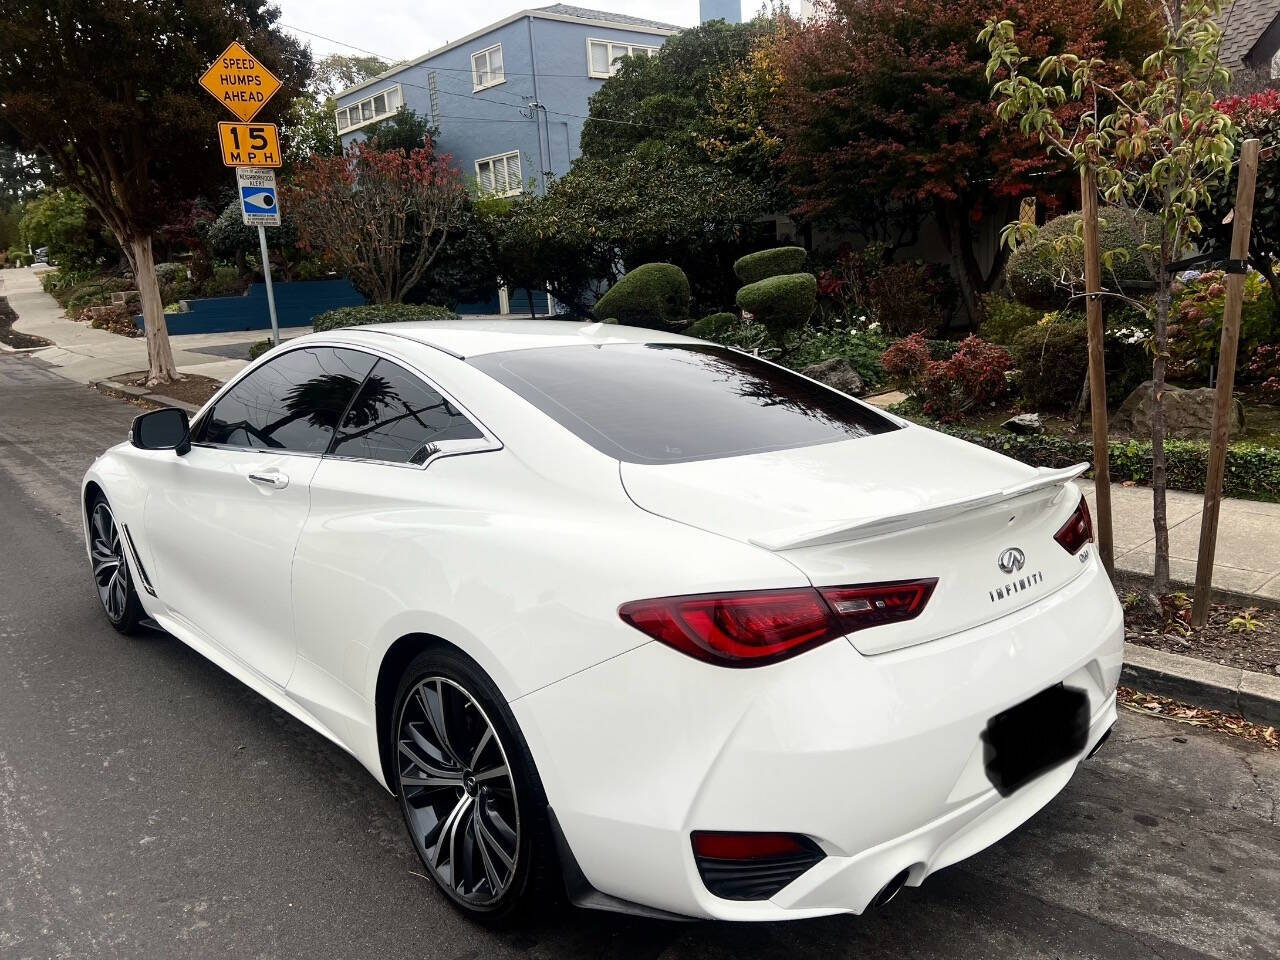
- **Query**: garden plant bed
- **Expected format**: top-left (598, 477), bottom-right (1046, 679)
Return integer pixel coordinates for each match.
top-left (0, 296), bottom-right (52, 349)
top-left (1123, 593), bottom-right (1280, 676)
top-left (118, 370), bottom-right (222, 407)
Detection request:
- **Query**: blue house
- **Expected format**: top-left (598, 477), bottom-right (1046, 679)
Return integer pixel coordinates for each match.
top-left (334, 5), bottom-right (680, 315)
top-left (334, 4), bottom-right (679, 196)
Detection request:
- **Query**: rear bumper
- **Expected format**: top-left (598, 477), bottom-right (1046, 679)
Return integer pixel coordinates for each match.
top-left (512, 559), bottom-right (1123, 920)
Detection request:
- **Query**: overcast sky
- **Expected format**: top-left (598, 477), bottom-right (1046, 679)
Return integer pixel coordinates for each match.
top-left (273, 2), bottom-right (722, 63)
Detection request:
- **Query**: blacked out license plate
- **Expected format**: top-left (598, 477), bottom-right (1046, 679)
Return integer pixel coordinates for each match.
top-left (983, 684), bottom-right (1090, 796)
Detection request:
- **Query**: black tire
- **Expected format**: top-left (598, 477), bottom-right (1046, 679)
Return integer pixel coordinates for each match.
top-left (87, 492), bottom-right (144, 635)
top-left (391, 646), bottom-right (558, 924)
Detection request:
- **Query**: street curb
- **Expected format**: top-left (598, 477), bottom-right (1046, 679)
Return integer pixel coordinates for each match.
top-left (95, 379), bottom-right (201, 415)
top-left (1122, 641), bottom-right (1280, 727)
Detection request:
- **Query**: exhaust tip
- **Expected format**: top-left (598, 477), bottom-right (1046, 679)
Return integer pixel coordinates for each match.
top-left (869, 868), bottom-right (911, 909)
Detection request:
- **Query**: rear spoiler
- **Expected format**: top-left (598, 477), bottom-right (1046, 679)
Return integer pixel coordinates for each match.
top-left (750, 463), bottom-right (1089, 552)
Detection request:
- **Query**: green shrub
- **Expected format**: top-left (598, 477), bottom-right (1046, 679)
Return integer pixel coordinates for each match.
top-left (733, 246), bottom-right (807, 285)
top-left (934, 426), bottom-right (1280, 502)
top-left (980, 294), bottom-right (1043, 344)
top-left (1012, 317), bottom-right (1089, 410)
top-left (1007, 208), bottom-right (1157, 309)
top-left (199, 265), bottom-right (245, 298)
top-left (311, 302), bottom-right (457, 332)
top-left (1012, 314), bottom-right (1151, 411)
top-left (735, 273), bottom-right (817, 346)
top-left (248, 339), bottom-right (273, 361)
top-left (687, 311), bottom-right (738, 339)
top-left (154, 262), bottom-right (186, 284)
top-left (592, 263), bottom-right (691, 330)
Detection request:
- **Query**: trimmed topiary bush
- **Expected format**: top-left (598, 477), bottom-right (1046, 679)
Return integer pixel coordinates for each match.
top-left (735, 273), bottom-right (817, 347)
top-left (591, 263), bottom-right (691, 330)
top-left (733, 246), bottom-right (807, 285)
top-left (686, 311), bottom-right (738, 339)
top-left (311, 302), bottom-right (458, 333)
top-left (1007, 208), bottom-right (1157, 309)
top-left (980, 293), bottom-right (1043, 344)
top-left (1011, 317), bottom-right (1089, 410)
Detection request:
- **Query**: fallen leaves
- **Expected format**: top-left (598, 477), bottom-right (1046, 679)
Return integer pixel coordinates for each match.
top-left (1118, 686), bottom-right (1279, 750)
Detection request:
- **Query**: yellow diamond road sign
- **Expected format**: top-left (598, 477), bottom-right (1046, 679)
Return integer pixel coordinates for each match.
top-left (199, 41), bottom-right (281, 123)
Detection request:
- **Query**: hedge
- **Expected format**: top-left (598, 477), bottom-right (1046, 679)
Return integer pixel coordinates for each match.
top-left (937, 425), bottom-right (1280, 502)
top-left (733, 246), bottom-right (807, 285)
top-left (311, 302), bottom-right (457, 333)
top-left (735, 272), bottom-right (817, 344)
top-left (591, 263), bottom-right (691, 330)
top-left (686, 312), bottom-right (738, 339)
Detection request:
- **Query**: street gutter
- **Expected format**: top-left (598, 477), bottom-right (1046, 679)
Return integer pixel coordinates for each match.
top-left (1123, 641), bottom-right (1280, 727)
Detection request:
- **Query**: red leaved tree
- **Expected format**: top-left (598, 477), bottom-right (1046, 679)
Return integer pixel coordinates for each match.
top-left (768, 0), bottom-right (1160, 326)
top-left (287, 140), bottom-right (467, 304)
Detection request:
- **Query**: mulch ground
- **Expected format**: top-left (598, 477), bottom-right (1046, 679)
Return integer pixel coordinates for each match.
top-left (1118, 686), bottom-right (1278, 750)
top-left (1123, 593), bottom-right (1280, 676)
top-left (117, 371), bottom-right (223, 407)
top-left (0, 296), bottom-right (52, 349)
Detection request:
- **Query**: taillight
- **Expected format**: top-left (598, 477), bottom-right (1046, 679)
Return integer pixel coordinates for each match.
top-left (618, 579), bottom-right (937, 667)
top-left (1054, 496), bottom-right (1093, 555)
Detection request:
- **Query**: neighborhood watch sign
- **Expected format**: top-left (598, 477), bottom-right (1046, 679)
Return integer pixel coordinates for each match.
top-left (199, 41), bottom-right (281, 123)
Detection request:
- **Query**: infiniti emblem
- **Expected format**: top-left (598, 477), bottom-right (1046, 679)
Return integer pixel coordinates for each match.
top-left (998, 547), bottom-right (1026, 574)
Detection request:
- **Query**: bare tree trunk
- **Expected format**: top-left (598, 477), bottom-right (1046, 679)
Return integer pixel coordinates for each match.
top-left (1151, 271), bottom-right (1172, 595)
top-left (940, 205), bottom-right (982, 330)
top-left (128, 234), bottom-right (179, 385)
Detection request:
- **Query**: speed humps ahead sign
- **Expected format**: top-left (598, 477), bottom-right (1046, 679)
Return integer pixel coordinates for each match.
top-left (199, 41), bottom-right (281, 123)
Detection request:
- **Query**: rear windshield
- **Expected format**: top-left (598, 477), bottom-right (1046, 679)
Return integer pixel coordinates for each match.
top-left (468, 343), bottom-right (899, 465)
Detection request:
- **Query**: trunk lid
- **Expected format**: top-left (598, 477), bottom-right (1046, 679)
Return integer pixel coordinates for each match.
top-left (620, 425), bottom-right (1091, 655)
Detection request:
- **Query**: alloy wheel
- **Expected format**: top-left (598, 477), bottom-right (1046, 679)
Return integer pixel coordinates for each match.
top-left (90, 502), bottom-right (128, 621)
top-left (397, 676), bottom-right (520, 908)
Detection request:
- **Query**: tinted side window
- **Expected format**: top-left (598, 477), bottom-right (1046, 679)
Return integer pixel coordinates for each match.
top-left (202, 347), bottom-right (375, 453)
top-left (329, 359), bottom-right (483, 464)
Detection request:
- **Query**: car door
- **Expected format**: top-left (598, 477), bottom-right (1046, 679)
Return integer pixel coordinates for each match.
top-left (289, 357), bottom-right (497, 721)
top-left (141, 345), bottom-right (376, 687)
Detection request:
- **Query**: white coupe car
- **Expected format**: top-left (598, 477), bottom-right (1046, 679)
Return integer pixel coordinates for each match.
top-left (82, 320), bottom-right (1122, 923)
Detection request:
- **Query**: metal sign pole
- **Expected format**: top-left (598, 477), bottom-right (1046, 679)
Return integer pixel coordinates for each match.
top-left (258, 224), bottom-right (280, 346)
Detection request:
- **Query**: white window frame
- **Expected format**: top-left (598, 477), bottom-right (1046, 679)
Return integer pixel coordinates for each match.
top-left (335, 84), bottom-right (402, 134)
top-left (475, 150), bottom-right (523, 198)
top-left (586, 38), bottom-right (658, 79)
top-left (471, 43), bottom-right (505, 91)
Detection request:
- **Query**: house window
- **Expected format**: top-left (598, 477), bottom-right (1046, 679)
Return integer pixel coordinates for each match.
top-left (475, 151), bottom-right (523, 197)
top-left (335, 85), bottom-right (401, 133)
top-left (472, 43), bottom-right (505, 91)
top-left (587, 39), bottom-right (658, 78)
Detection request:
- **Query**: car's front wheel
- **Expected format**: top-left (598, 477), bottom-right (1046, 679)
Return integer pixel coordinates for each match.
top-left (392, 648), bottom-right (556, 923)
top-left (87, 492), bottom-right (143, 634)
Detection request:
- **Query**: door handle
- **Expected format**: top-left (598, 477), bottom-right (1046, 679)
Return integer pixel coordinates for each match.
top-left (247, 471), bottom-right (289, 490)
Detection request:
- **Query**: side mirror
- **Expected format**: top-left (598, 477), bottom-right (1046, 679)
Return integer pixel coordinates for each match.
top-left (131, 407), bottom-right (191, 456)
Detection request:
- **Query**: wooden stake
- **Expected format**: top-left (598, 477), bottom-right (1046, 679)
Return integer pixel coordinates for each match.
top-left (1192, 138), bottom-right (1261, 626)
top-left (1080, 167), bottom-right (1114, 577)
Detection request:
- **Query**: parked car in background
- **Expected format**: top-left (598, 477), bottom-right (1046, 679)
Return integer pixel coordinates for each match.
top-left (82, 320), bottom-right (1121, 923)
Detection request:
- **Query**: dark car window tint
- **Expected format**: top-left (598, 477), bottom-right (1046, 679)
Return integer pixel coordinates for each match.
top-left (329, 359), bottom-right (483, 464)
top-left (470, 343), bottom-right (899, 465)
top-left (202, 347), bottom-right (375, 453)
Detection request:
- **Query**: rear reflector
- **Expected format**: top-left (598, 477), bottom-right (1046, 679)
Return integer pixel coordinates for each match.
top-left (619, 579), bottom-right (937, 667)
top-left (1054, 496), bottom-right (1093, 555)
top-left (691, 831), bottom-right (825, 901)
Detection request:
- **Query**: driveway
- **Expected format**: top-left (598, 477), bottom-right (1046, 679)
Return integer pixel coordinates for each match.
top-left (0, 352), bottom-right (1276, 959)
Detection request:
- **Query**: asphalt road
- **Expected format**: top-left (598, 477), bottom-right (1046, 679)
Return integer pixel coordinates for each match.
top-left (0, 352), bottom-right (1277, 960)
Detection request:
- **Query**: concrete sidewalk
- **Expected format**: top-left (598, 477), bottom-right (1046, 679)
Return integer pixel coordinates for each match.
top-left (1078, 479), bottom-right (1280, 602)
top-left (0, 265), bottom-right (307, 384)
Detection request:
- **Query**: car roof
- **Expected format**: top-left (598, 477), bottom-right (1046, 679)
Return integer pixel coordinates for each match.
top-left (351, 319), bottom-right (700, 359)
